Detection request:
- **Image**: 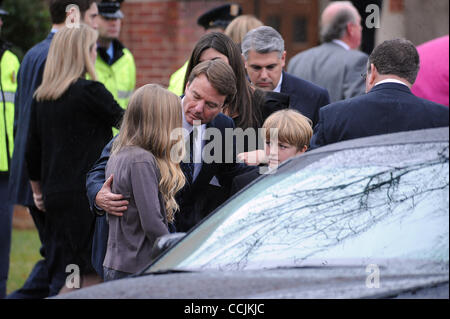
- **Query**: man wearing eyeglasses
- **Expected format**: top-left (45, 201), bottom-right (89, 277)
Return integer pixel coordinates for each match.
top-left (310, 38), bottom-right (449, 150)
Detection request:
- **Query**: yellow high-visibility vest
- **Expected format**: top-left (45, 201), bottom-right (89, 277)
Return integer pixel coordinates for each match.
top-left (0, 49), bottom-right (20, 173)
top-left (167, 60), bottom-right (188, 97)
top-left (95, 45), bottom-right (136, 135)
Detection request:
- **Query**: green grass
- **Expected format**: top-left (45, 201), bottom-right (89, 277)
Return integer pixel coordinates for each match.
top-left (6, 228), bottom-right (42, 295)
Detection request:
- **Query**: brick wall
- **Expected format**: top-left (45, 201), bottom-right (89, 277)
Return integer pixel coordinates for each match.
top-left (120, 0), bottom-right (227, 89)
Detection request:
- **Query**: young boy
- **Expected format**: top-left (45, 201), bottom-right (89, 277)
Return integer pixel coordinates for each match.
top-left (231, 109), bottom-right (313, 194)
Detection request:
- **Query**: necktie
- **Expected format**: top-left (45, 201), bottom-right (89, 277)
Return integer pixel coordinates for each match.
top-left (181, 127), bottom-right (197, 186)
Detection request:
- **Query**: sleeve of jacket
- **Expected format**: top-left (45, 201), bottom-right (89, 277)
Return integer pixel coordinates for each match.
top-left (312, 88), bottom-right (330, 128)
top-left (86, 137), bottom-right (114, 210)
top-left (343, 53), bottom-right (368, 100)
top-left (131, 160), bottom-right (169, 244)
top-left (309, 108), bottom-right (327, 150)
top-left (215, 116), bottom-right (258, 189)
top-left (13, 69), bottom-right (22, 137)
top-left (13, 56), bottom-right (45, 137)
top-left (85, 81), bottom-right (124, 129)
top-left (25, 100), bottom-right (41, 181)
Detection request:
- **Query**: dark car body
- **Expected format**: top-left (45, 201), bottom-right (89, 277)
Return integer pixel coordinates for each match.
top-left (59, 127), bottom-right (449, 299)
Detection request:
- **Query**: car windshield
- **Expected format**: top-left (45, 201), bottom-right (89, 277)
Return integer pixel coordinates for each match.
top-left (146, 141), bottom-right (449, 273)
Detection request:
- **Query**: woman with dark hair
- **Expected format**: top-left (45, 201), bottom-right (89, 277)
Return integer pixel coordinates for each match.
top-left (181, 32), bottom-right (290, 213)
top-left (183, 32), bottom-right (262, 133)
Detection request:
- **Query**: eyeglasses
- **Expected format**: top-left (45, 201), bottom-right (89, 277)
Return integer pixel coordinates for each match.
top-left (361, 73), bottom-right (367, 81)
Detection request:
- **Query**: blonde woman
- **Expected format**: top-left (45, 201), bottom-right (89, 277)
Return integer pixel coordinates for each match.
top-left (224, 15), bottom-right (264, 48)
top-left (25, 24), bottom-right (123, 295)
top-left (103, 84), bottom-right (185, 281)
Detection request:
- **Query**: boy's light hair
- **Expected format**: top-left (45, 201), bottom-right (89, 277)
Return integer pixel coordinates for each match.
top-left (263, 109), bottom-right (313, 150)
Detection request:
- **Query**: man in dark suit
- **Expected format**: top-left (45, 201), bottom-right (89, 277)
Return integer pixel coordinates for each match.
top-left (7, 0), bottom-right (99, 299)
top-left (241, 26), bottom-right (330, 127)
top-left (287, 1), bottom-right (368, 103)
top-left (86, 60), bottom-right (256, 278)
top-left (310, 38), bottom-right (449, 150)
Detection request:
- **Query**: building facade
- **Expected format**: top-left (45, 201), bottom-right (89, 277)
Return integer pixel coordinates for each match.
top-left (119, 0), bottom-right (449, 88)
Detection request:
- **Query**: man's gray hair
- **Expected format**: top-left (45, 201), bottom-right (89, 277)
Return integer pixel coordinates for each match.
top-left (320, 5), bottom-right (357, 43)
top-left (241, 26), bottom-right (285, 60)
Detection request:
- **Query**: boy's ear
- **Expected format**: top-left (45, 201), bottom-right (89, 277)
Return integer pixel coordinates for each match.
top-left (298, 145), bottom-right (308, 154)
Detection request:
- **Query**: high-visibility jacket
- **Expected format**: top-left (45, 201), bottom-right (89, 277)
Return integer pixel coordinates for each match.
top-left (167, 60), bottom-right (188, 96)
top-left (95, 40), bottom-right (136, 135)
top-left (0, 47), bottom-right (20, 173)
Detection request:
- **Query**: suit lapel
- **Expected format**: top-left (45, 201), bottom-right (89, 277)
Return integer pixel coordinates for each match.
top-left (280, 71), bottom-right (289, 94)
top-left (281, 72), bottom-right (302, 111)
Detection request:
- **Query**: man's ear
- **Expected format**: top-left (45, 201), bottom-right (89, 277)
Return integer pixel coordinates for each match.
top-left (365, 63), bottom-right (377, 93)
top-left (368, 63), bottom-right (377, 85)
top-left (242, 54), bottom-right (248, 68)
top-left (281, 51), bottom-right (286, 68)
top-left (346, 22), bottom-right (353, 37)
top-left (241, 54), bottom-right (247, 67)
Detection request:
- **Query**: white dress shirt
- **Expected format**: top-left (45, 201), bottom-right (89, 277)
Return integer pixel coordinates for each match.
top-left (375, 78), bottom-right (409, 87)
top-left (181, 98), bottom-right (206, 181)
top-left (273, 72), bottom-right (283, 93)
top-left (332, 39), bottom-right (351, 51)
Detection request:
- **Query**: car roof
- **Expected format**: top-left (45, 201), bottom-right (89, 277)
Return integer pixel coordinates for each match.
top-left (306, 127), bottom-right (449, 155)
top-left (238, 127), bottom-right (449, 194)
top-left (289, 127), bottom-right (449, 170)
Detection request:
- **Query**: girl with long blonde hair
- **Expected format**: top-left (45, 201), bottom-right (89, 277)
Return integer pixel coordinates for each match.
top-left (26, 24), bottom-right (124, 295)
top-left (103, 84), bottom-right (185, 281)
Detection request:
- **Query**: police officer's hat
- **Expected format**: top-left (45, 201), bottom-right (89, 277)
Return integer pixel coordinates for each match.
top-left (197, 3), bottom-right (242, 31)
top-left (0, 0), bottom-right (8, 16)
top-left (98, 0), bottom-right (124, 19)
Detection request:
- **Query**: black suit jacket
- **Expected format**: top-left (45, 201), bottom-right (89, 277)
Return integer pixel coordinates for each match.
top-left (26, 79), bottom-right (123, 196)
top-left (8, 33), bottom-right (54, 206)
top-left (230, 169), bottom-right (262, 196)
top-left (174, 113), bottom-right (256, 231)
top-left (86, 112), bottom-right (255, 277)
top-left (310, 82), bottom-right (450, 149)
top-left (280, 71), bottom-right (330, 127)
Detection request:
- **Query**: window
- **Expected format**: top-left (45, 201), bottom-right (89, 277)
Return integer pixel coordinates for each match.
top-left (293, 16), bottom-right (308, 43)
top-left (147, 141), bottom-right (449, 273)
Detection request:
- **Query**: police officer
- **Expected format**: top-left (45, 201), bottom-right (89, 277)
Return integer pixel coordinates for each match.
top-left (96, 0), bottom-right (135, 133)
top-left (0, 2), bottom-right (20, 298)
top-left (167, 3), bottom-right (242, 96)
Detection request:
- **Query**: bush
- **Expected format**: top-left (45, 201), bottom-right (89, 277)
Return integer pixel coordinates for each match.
top-left (1, 0), bottom-right (51, 61)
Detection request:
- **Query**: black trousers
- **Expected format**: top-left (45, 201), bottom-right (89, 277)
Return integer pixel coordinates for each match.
top-left (42, 191), bottom-right (96, 296)
top-left (6, 205), bottom-right (50, 299)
